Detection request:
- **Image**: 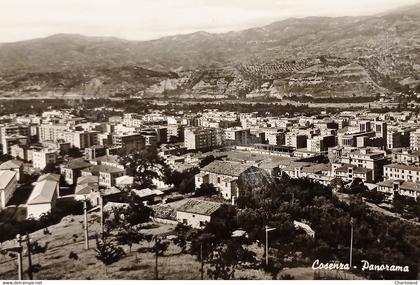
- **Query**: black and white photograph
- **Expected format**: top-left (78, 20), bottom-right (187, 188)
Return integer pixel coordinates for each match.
top-left (0, 0), bottom-right (419, 282)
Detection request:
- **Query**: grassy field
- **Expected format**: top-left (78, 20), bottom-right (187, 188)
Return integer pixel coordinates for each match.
top-left (0, 214), bottom-right (275, 280)
top-left (0, 212), bottom-right (364, 280)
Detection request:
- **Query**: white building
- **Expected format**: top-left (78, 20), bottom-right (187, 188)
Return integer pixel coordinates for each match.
top-left (26, 178), bottom-right (59, 219)
top-left (0, 170), bottom-right (17, 209)
top-left (32, 149), bottom-right (57, 169)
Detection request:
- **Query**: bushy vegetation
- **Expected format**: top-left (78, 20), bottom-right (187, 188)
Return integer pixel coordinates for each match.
top-left (0, 199), bottom-right (84, 243)
top-left (174, 176), bottom-right (420, 280)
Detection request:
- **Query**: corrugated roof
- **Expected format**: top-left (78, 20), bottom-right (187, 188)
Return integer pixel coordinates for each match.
top-left (176, 198), bottom-right (222, 216)
top-left (27, 180), bottom-right (57, 205)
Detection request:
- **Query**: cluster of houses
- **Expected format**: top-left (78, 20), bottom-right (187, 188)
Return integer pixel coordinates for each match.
top-left (1, 108), bottom-right (420, 225)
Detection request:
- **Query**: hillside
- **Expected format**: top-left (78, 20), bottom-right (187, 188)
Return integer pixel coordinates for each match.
top-left (0, 3), bottom-right (419, 99)
top-left (0, 214), bottom-right (275, 280)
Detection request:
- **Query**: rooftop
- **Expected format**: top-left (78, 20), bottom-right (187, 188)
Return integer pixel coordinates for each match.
top-left (201, 160), bottom-right (252, 177)
top-left (176, 198), bottom-right (222, 216)
top-left (0, 160), bottom-right (23, 170)
top-left (62, 159), bottom-right (91, 170)
top-left (83, 164), bottom-right (125, 174)
top-left (27, 180), bottom-right (58, 205)
top-left (0, 170), bottom-right (16, 189)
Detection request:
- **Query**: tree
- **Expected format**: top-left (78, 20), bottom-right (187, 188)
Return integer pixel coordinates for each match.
top-left (105, 202), bottom-right (154, 252)
top-left (115, 227), bottom-right (146, 253)
top-left (194, 183), bottom-right (218, 197)
top-left (95, 237), bottom-right (125, 267)
top-left (205, 241), bottom-right (256, 280)
top-left (152, 237), bottom-right (170, 279)
top-left (165, 167), bottom-right (199, 194)
top-left (119, 149), bottom-right (168, 189)
top-left (199, 155), bottom-right (220, 168)
top-left (344, 178), bottom-right (368, 195)
top-left (363, 189), bottom-right (385, 205)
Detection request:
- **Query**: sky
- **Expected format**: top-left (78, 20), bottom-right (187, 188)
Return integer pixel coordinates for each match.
top-left (0, 0), bottom-right (419, 43)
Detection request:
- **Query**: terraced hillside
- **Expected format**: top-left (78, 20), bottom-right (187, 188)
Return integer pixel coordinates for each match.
top-left (0, 3), bottom-right (419, 100)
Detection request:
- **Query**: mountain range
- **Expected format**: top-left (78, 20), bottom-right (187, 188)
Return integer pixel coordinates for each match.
top-left (0, 3), bottom-right (419, 99)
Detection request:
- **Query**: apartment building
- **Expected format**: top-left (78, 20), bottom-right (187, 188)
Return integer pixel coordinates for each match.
top-left (32, 149), bottom-right (57, 169)
top-left (112, 133), bottom-right (145, 152)
top-left (0, 124), bottom-right (30, 141)
top-left (340, 148), bottom-right (386, 182)
top-left (1, 135), bottom-right (29, 155)
top-left (59, 130), bottom-right (99, 149)
top-left (285, 133), bottom-right (307, 149)
top-left (410, 128), bottom-right (420, 150)
top-left (391, 149), bottom-right (420, 165)
top-left (306, 135), bottom-right (336, 153)
top-left (184, 127), bottom-right (219, 150)
top-left (224, 127), bottom-right (251, 146)
top-left (39, 124), bottom-right (69, 142)
top-left (383, 164), bottom-right (420, 183)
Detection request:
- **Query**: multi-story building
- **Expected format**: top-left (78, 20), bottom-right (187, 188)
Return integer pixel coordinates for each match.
top-left (391, 149), bottom-right (420, 165)
top-left (383, 164), bottom-right (420, 183)
top-left (387, 127), bottom-right (413, 150)
top-left (339, 131), bottom-right (376, 148)
top-left (306, 135), bottom-right (336, 153)
top-left (112, 133), bottom-right (145, 152)
top-left (0, 124), bottom-right (30, 141)
top-left (377, 180), bottom-right (420, 201)
top-left (32, 149), bottom-right (57, 169)
top-left (410, 128), bottom-right (420, 150)
top-left (60, 159), bottom-right (92, 185)
top-left (39, 124), bottom-right (69, 142)
top-left (266, 132), bottom-right (286, 146)
top-left (340, 148), bottom-right (387, 182)
top-left (195, 160), bottom-right (262, 201)
top-left (59, 130), bottom-right (98, 149)
top-left (184, 127), bottom-right (220, 150)
top-left (1, 135), bottom-right (29, 155)
top-left (285, 133), bottom-right (307, 149)
top-left (225, 127), bottom-right (251, 146)
top-left (81, 164), bottom-right (125, 187)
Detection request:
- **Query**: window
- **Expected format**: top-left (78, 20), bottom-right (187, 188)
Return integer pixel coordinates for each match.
top-left (217, 177), bottom-right (221, 183)
top-left (182, 219), bottom-right (187, 225)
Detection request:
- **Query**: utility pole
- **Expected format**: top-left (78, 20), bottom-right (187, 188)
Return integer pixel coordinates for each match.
top-left (265, 225), bottom-right (276, 266)
top-left (349, 218), bottom-right (354, 268)
top-left (200, 243), bottom-right (204, 280)
top-left (100, 195), bottom-right (104, 237)
top-left (16, 235), bottom-right (23, 280)
top-left (84, 199), bottom-right (89, 250)
top-left (3, 238), bottom-right (24, 280)
top-left (155, 237), bottom-right (159, 280)
top-left (25, 233), bottom-right (33, 280)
